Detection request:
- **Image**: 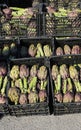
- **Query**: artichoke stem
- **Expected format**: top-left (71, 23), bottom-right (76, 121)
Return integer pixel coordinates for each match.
top-left (37, 43), bottom-right (44, 57)
top-left (40, 80), bottom-right (44, 90)
top-left (11, 81), bottom-right (15, 87)
top-left (35, 50), bottom-right (41, 58)
top-left (74, 81), bottom-right (79, 92)
top-left (29, 77), bottom-right (37, 90)
top-left (77, 81), bottom-right (81, 92)
top-left (19, 79), bottom-right (24, 93)
top-left (1, 76), bottom-right (8, 96)
top-left (0, 76), bottom-right (3, 91)
top-left (57, 74), bottom-right (61, 93)
top-left (23, 77), bottom-right (27, 89)
top-left (54, 79), bottom-right (58, 94)
top-left (63, 79), bottom-right (67, 94)
top-left (67, 78), bottom-right (73, 92)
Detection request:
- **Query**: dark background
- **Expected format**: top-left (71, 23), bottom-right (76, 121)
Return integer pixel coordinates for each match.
top-left (0, 0), bottom-right (33, 8)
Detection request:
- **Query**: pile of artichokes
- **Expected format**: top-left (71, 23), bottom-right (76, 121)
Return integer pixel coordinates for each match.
top-left (51, 63), bottom-right (81, 103)
top-left (20, 43), bottom-right (53, 58)
top-left (0, 42), bottom-right (17, 59)
top-left (0, 7), bottom-right (37, 37)
top-left (56, 44), bottom-right (81, 56)
top-left (8, 64), bottom-right (48, 105)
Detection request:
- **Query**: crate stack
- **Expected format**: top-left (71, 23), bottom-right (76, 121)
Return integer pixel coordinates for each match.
top-left (42, 0), bottom-right (81, 115)
top-left (0, 0), bottom-right (81, 116)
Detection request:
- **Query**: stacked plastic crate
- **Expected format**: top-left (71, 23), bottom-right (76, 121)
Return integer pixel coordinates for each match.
top-left (42, 0), bottom-right (81, 115)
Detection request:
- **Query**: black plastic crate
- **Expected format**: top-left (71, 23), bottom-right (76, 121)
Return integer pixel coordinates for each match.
top-left (0, 104), bottom-right (9, 115)
top-left (0, 59), bottom-right (9, 115)
top-left (8, 58), bottom-right (50, 116)
top-left (19, 37), bottom-right (54, 58)
top-left (54, 37), bottom-right (81, 56)
top-left (44, 0), bottom-right (81, 10)
top-left (50, 56), bottom-right (81, 115)
top-left (53, 0), bottom-right (81, 10)
top-left (0, 38), bottom-right (19, 59)
top-left (41, 12), bottom-right (81, 37)
top-left (0, 13), bottom-right (40, 38)
top-left (9, 102), bottom-right (49, 116)
top-left (54, 102), bottom-right (81, 115)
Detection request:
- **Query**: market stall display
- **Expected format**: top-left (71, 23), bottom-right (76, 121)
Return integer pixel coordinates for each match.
top-left (50, 56), bottom-right (81, 115)
top-left (55, 38), bottom-right (81, 56)
top-left (8, 58), bottom-right (50, 116)
top-left (40, 8), bottom-right (81, 37)
top-left (0, 0), bottom-right (81, 116)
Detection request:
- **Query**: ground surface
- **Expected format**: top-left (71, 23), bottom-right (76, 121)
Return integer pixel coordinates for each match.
top-left (0, 114), bottom-right (81, 130)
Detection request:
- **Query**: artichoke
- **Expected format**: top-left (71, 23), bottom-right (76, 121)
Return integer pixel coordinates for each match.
top-left (20, 64), bottom-right (29, 78)
top-left (60, 64), bottom-right (69, 79)
top-left (0, 95), bottom-right (7, 104)
top-left (10, 43), bottom-right (17, 55)
top-left (2, 44), bottom-right (10, 57)
top-left (64, 45), bottom-right (71, 55)
top-left (19, 93), bottom-right (27, 105)
top-left (37, 66), bottom-right (47, 80)
top-left (30, 65), bottom-right (38, 77)
top-left (56, 47), bottom-right (63, 56)
top-left (75, 93), bottom-right (81, 102)
top-left (72, 45), bottom-right (81, 55)
top-left (2, 22), bottom-right (11, 35)
top-left (28, 91), bottom-right (38, 104)
top-left (28, 44), bottom-right (37, 57)
top-left (43, 45), bottom-right (52, 57)
top-left (51, 65), bottom-right (59, 80)
top-left (3, 8), bottom-right (12, 15)
top-left (69, 66), bottom-right (78, 81)
top-left (55, 93), bottom-right (63, 103)
top-left (8, 87), bottom-right (20, 105)
top-left (39, 90), bottom-right (47, 102)
top-left (63, 92), bottom-right (74, 103)
top-left (0, 62), bottom-right (7, 76)
top-left (10, 65), bottom-right (19, 80)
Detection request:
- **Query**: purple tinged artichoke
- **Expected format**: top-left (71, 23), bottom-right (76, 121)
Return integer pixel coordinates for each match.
top-left (56, 47), bottom-right (63, 56)
top-left (64, 45), bottom-right (71, 55)
top-left (39, 90), bottom-right (47, 102)
top-left (28, 91), bottom-right (38, 104)
top-left (20, 64), bottom-right (29, 78)
top-left (19, 93), bottom-right (27, 105)
top-left (37, 66), bottom-right (47, 80)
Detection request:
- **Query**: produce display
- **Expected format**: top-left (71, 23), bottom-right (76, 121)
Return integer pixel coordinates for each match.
top-left (0, 0), bottom-right (80, 116)
top-left (56, 44), bottom-right (81, 56)
top-left (0, 42), bottom-right (18, 58)
top-left (0, 7), bottom-right (37, 37)
top-left (20, 42), bottom-right (53, 58)
top-left (51, 63), bottom-right (81, 103)
top-left (8, 64), bottom-right (48, 105)
top-left (0, 62), bottom-right (8, 104)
